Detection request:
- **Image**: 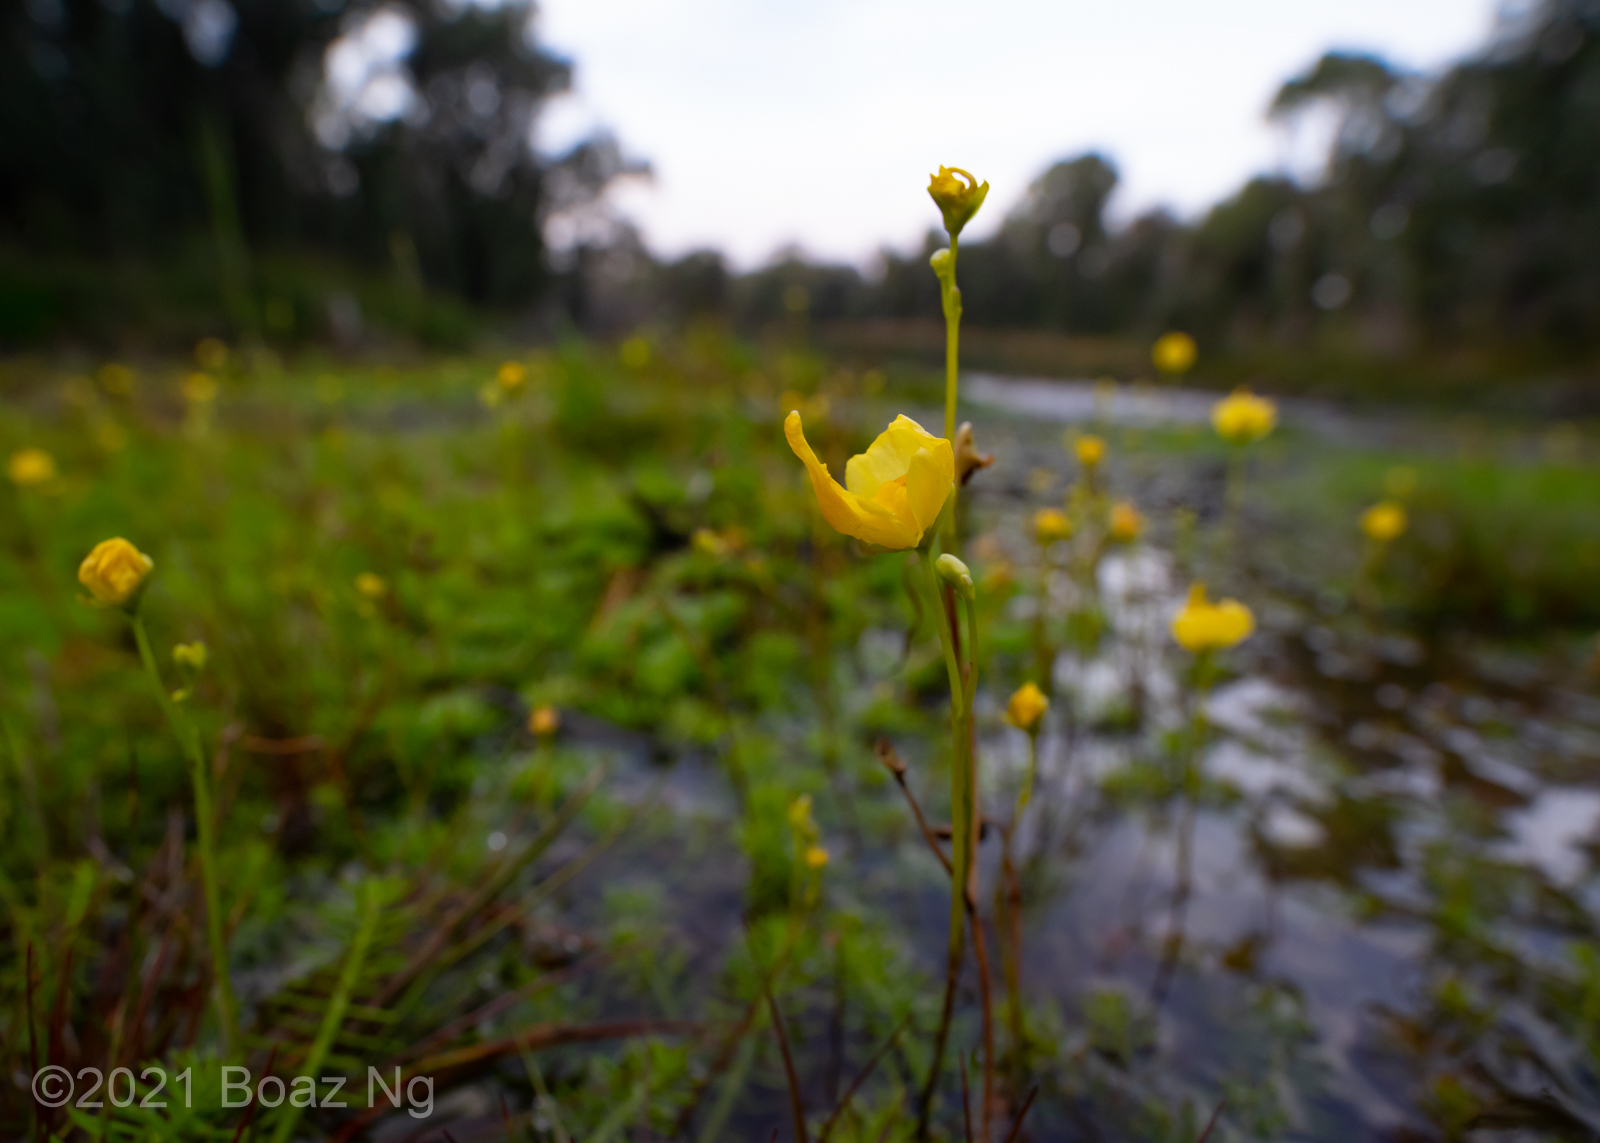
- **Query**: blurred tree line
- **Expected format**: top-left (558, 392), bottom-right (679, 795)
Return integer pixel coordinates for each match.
top-left (657, 0), bottom-right (1600, 373)
top-left (1, 0), bottom-right (638, 342)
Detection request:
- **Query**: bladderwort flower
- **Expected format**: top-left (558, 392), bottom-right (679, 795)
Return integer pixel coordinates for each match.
top-left (1170, 584), bottom-right (1255, 652)
top-left (77, 536), bottom-right (235, 1050)
top-left (497, 361), bottom-right (527, 392)
top-left (1006, 681), bottom-right (1048, 733)
top-left (355, 572), bottom-right (388, 599)
top-left (1211, 388), bottom-right (1277, 446)
top-left (1361, 501), bottom-right (1407, 543)
top-left (183, 372), bottom-right (219, 404)
top-left (785, 411), bottom-right (954, 549)
top-left (1034, 508), bottom-right (1072, 544)
top-left (1074, 434), bottom-right (1106, 469)
top-left (1152, 331), bottom-right (1197, 377)
top-left (78, 537), bottom-right (154, 610)
top-left (7, 448), bottom-right (56, 487)
top-left (805, 845), bottom-right (829, 869)
top-left (1109, 502), bottom-right (1144, 543)
top-left (529, 705), bottom-right (560, 737)
top-left (927, 166), bottom-right (990, 239)
top-left (173, 641), bottom-right (209, 670)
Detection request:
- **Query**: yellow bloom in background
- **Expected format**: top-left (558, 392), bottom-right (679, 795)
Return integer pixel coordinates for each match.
top-left (1109, 502), bottom-right (1143, 542)
top-left (8, 448), bottom-right (56, 487)
top-left (194, 337), bottom-right (229, 371)
top-left (497, 361), bottom-right (527, 391)
top-left (1074, 434), bottom-right (1106, 468)
top-left (787, 794), bottom-right (814, 831)
top-left (529, 705), bottom-right (560, 737)
top-left (79, 538), bottom-right (154, 608)
top-left (173, 642), bottom-right (209, 670)
top-left (927, 166), bottom-right (989, 237)
top-left (183, 372), bottom-right (218, 404)
top-left (355, 572), bottom-right (387, 598)
top-left (1006, 682), bottom-right (1049, 732)
top-left (620, 336), bottom-right (651, 369)
top-left (1171, 584), bottom-right (1255, 652)
top-left (1211, 389), bottom-right (1277, 445)
top-left (1034, 508), bottom-right (1072, 544)
top-left (1361, 501), bottom-right (1408, 542)
top-left (805, 845), bottom-right (829, 869)
top-left (1152, 331), bottom-right (1198, 376)
top-left (98, 363), bottom-right (135, 396)
top-left (785, 411), bottom-right (954, 550)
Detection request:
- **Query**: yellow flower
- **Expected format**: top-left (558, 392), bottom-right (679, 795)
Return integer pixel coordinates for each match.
top-left (8, 448), bottom-right (56, 487)
top-left (927, 166), bottom-right (989, 238)
top-left (183, 372), bottom-right (218, 404)
top-left (785, 411), bottom-right (954, 550)
top-left (1170, 584), bottom-right (1254, 652)
top-left (1211, 389), bottom-right (1276, 445)
top-left (355, 572), bottom-right (387, 598)
top-left (1074, 434), bottom-right (1106, 468)
top-left (529, 705), bottom-right (560, 737)
top-left (1034, 508), bottom-right (1072, 544)
top-left (1006, 682), bottom-right (1049, 732)
top-left (98, 363), bottom-right (135, 396)
top-left (1109, 502), bottom-right (1143, 542)
top-left (78, 538), bottom-right (154, 609)
top-left (194, 337), bottom-right (229, 371)
top-left (497, 361), bottom-right (527, 391)
top-left (173, 642), bottom-right (209, 670)
top-left (1152, 331), bottom-right (1197, 376)
top-left (1361, 501), bottom-right (1407, 542)
top-left (805, 845), bottom-right (829, 869)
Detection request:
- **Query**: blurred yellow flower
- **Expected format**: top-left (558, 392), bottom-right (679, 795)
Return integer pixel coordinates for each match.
top-left (8, 448), bottom-right (56, 487)
top-left (79, 538), bottom-right (154, 608)
top-left (1361, 501), bottom-right (1407, 542)
top-left (1109, 502), bottom-right (1143, 543)
top-left (805, 845), bottom-right (829, 869)
top-left (1074, 434), bottom-right (1106, 468)
top-left (1006, 682), bottom-right (1049, 732)
top-left (529, 705), bottom-right (560, 737)
top-left (354, 572), bottom-right (387, 598)
top-left (183, 372), bottom-right (218, 404)
top-left (97, 363), bottom-right (135, 396)
top-left (1211, 389), bottom-right (1276, 445)
top-left (620, 336), bottom-right (651, 369)
top-left (1152, 331), bottom-right (1197, 376)
top-left (496, 361), bottom-right (527, 391)
top-left (173, 642), bottom-right (209, 670)
top-left (785, 411), bottom-right (953, 550)
top-left (927, 166), bottom-right (989, 237)
top-left (1034, 508), bottom-right (1072, 544)
top-left (1171, 584), bottom-right (1254, 652)
top-left (1384, 465), bottom-right (1418, 497)
top-left (194, 338), bottom-right (229, 371)
top-left (787, 794), bottom-right (814, 830)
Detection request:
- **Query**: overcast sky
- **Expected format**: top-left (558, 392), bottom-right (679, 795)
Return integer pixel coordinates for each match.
top-left (534, 0), bottom-right (1502, 268)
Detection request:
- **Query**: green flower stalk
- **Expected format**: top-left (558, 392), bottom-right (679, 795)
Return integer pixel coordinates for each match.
top-left (928, 166), bottom-right (988, 548)
top-left (79, 538), bottom-right (237, 1053)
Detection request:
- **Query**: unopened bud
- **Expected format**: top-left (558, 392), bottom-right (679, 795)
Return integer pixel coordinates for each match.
top-left (935, 553), bottom-right (975, 601)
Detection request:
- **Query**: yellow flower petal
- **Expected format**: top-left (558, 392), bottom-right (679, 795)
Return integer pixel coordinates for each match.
top-left (786, 412), bottom-right (918, 548)
top-left (787, 411), bottom-right (951, 550)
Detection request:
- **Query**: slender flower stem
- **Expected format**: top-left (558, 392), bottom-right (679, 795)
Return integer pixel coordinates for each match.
top-left (943, 233), bottom-right (961, 444)
top-left (131, 614), bottom-right (236, 1052)
top-left (915, 544), bottom-right (973, 1138)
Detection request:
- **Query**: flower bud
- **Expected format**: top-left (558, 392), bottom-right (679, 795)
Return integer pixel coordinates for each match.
top-left (1006, 682), bottom-right (1049, 733)
top-left (1212, 389), bottom-right (1277, 446)
top-left (78, 538), bottom-right (154, 610)
top-left (935, 553), bottom-right (975, 601)
top-left (173, 641), bottom-right (208, 670)
top-left (927, 166), bottom-right (989, 238)
top-left (1361, 501), bottom-right (1407, 542)
top-left (1109, 502), bottom-right (1143, 543)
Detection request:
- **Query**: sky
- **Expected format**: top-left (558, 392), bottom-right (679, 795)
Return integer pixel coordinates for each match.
top-left (534, 0), bottom-right (1502, 269)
